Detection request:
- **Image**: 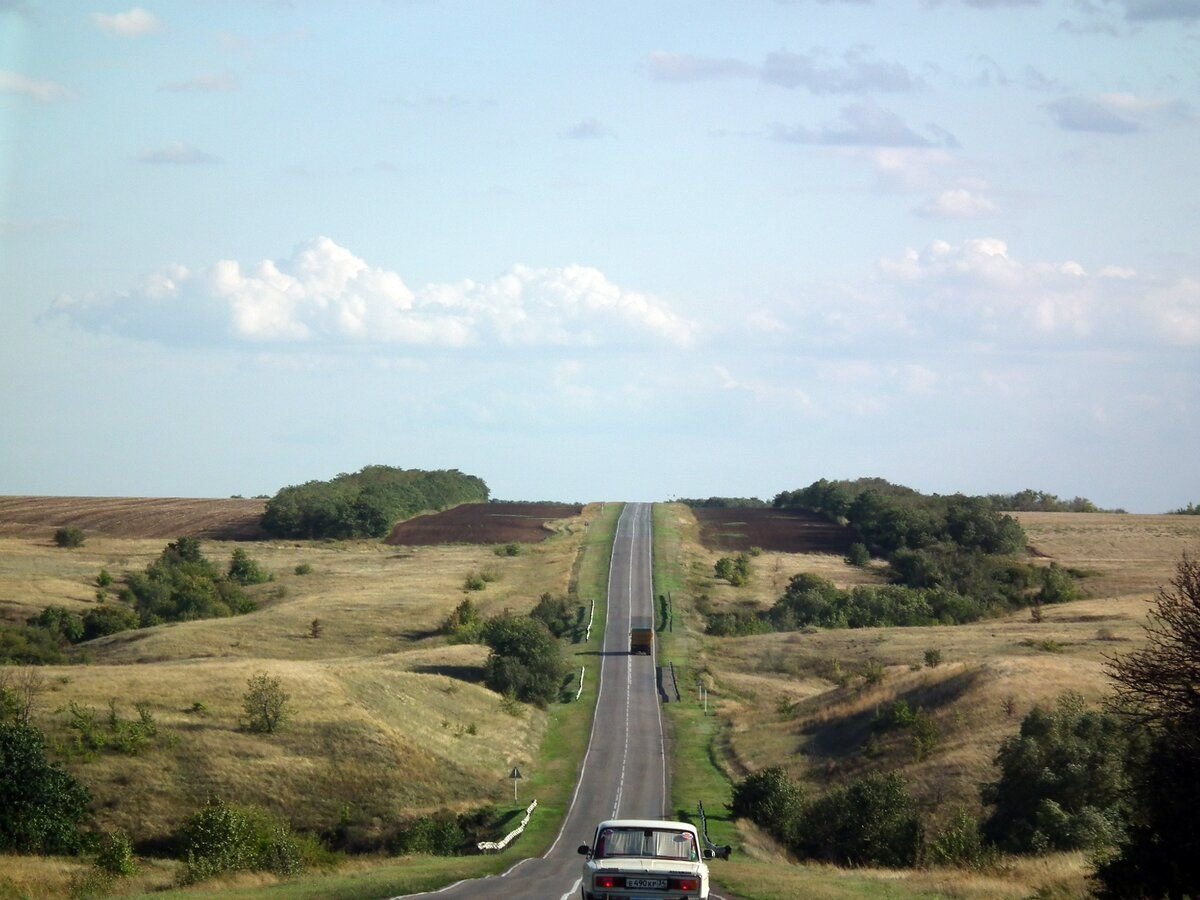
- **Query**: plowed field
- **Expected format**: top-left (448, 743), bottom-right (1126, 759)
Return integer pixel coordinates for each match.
top-left (692, 507), bottom-right (854, 554)
top-left (385, 502), bottom-right (583, 545)
top-left (0, 496), bottom-right (267, 540)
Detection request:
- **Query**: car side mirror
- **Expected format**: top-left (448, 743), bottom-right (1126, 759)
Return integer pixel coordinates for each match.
top-left (577, 844), bottom-right (590, 856)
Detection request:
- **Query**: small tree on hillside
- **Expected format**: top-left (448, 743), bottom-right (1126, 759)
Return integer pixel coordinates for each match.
top-left (481, 616), bottom-right (566, 707)
top-left (0, 723), bottom-right (91, 853)
top-left (242, 673), bottom-right (289, 734)
top-left (53, 527), bottom-right (85, 548)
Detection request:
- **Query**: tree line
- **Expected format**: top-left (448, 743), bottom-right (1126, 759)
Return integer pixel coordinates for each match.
top-left (261, 466), bottom-right (489, 540)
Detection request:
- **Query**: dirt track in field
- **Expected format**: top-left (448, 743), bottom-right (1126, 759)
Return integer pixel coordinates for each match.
top-left (385, 502), bottom-right (583, 545)
top-left (0, 496), bottom-right (267, 540)
top-left (693, 506), bottom-right (855, 554)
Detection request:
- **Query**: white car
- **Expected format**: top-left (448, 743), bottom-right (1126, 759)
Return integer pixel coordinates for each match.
top-left (578, 819), bottom-right (710, 899)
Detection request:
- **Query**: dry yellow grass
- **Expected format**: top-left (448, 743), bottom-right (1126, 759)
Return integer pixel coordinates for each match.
top-left (666, 505), bottom-right (1199, 893)
top-left (2, 505), bottom-right (603, 846)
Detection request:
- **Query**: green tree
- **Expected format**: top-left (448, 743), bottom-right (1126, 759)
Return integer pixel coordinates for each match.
top-left (481, 616), bottom-right (566, 707)
top-left (0, 723), bottom-right (91, 854)
top-left (242, 673), bottom-right (289, 734)
top-left (730, 767), bottom-right (805, 833)
top-left (227, 548), bottom-right (271, 585)
top-left (53, 527), bottom-right (85, 548)
top-left (982, 693), bottom-right (1137, 852)
top-left (794, 772), bottom-right (923, 867)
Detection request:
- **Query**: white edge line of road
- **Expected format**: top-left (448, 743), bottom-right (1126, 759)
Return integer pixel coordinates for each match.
top-left (392, 503), bottom-right (628, 899)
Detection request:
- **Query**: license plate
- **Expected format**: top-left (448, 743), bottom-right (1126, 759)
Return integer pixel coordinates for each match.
top-left (626, 877), bottom-right (667, 889)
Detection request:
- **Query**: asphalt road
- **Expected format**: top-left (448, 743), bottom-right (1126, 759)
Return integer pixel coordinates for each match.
top-left (395, 502), bottom-right (668, 900)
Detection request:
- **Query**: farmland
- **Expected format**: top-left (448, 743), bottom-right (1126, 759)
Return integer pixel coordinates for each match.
top-left (385, 502), bottom-right (583, 546)
top-left (0, 496), bottom-right (267, 541)
top-left (657, 503), bottom-right (1200, 899)
top-left (0, 495), bottom-right (612, 896)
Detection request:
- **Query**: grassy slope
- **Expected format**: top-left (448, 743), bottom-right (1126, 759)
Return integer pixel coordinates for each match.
top-left (0, 503), bottom-right (623, 897)
top-left (654, 503), bottom-right (1200, 900)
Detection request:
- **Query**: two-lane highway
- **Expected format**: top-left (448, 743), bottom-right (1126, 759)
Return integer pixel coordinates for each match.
top-left (397, 502), bottom-right (666, 899)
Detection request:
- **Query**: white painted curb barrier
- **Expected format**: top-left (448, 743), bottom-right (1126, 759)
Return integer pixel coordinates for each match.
top-left (584, 597), bottom-right (595, 642)
top-left (575, 665), bottom-right (586, 701)
top-left (477, 799), bottom-right (538, 853)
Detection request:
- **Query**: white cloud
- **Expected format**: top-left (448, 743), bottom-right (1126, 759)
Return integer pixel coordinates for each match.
top-left (875, 237), bottom-right (1200, 346)
top-left (560, 117), bottom-right (613, 140)
top-left (916, 188), bottom-right (998, 219)
top-left (91, 7), bottom-right (161, 36)
top-left (772, 101), bottom-right (956, 147)
top-left (51, 237), bottom-right (698, 349)
top-left (0, 69), bottom-right (74, 102)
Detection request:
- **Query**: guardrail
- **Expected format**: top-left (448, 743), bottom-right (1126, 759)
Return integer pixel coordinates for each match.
top-left (575, 665), bottom-right (586, 701)
top-left (668, 661), bottom-right (681, 701)
top-left (697, 800), bottom-right (732, 859)
top-left (584, 597), bottom-right (595, 642)
top-left (477, 799), bottom-right (538, 853)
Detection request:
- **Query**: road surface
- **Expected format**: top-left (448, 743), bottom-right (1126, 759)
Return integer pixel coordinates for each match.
top-left (396, 502), bottom-right (670, 899)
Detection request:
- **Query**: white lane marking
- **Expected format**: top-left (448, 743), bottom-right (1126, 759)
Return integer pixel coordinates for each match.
top-left (543, 502), bottom-right (625, 858)
top-left (559, 876), bottom-right (583, 900)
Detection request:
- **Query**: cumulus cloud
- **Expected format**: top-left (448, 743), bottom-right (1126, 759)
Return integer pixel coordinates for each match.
top-left (50, 237), bottom-right (698, 349)
top-left (875, 237), bottom-right (1199, 346)
top-left (137, 142), bottom-right (223, 164)
top-left (772, 102), bottom-right (957, 147)
top-left (648, 47), bottom-right (921, 94)
top-left (0, 69), bottom-right (74, 102)
top-left (91, 7), bottom-right (161, 36)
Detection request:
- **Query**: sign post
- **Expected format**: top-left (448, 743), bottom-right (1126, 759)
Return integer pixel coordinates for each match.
top-left (509, 766), bottom-right (523, 803)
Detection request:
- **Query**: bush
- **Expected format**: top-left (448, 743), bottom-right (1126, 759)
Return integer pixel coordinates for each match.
top-left (923, 648), bottom-right (943, 668)
top-left (730, 767), bottom-right (805, 831)
top-left (94, 829), bottom-right (137, 876)
top-left (846, 542), bottom-right (871, 566)
top-left (242, 673), bottom-right (289, 734)
top-left (294, 563), bottom-right (313, 575)
top-left (227, 548), bottom-right (271, 585)
top-left (482, 616), bottom-right (566, 707)
top-left (177, 798), bottom-right (305, 884)
top-left (794, 772), bottom-right (923, 867)
top-left (982, 693), bottom-right (1138, 853)
top-left (0, 723), bottom-right (91, 854)
top-left (54, 527), bottom-right (85, 548)
top-left (925, 808), bottom-right (992, 869)
top-left (530, 593), bottom-right (576, 640)
top-left (463, 573), bottom-right (486, 592)
top-left (494, 543), bottom-right (521, 557)
top-left (123, 538), bottom-right (255, 624)
top-left (81, 605), bottom-right (138, 641)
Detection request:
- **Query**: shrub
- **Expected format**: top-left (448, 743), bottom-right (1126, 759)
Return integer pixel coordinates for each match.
top-left (242, 673), bottom-right (289, 734)
top-left (294, 563), bottom-right (313, 576)
top-left (846, 542), bottom-right (871, 567)
top-left (982, 693), bottom-right (1139, 853)
top-left (123, 538), bottom-right (254, 624)
top-left (794, 772), bottom-right (923, 867)
top-left (81, 605), bottom-right (138, 641)
top-left (54, 527), bottom-right (85, 548)
top-left (94, 829), bottom-right (137, 876)
top-left (227, 548), bottom-right (271, 585)
top-left (463, 573), bottom-right (486, 592)
top-left (730, 767), bottom-right (805, 831)
top-left (923, 648), bottom-right (943, 668)
top-left (482, 616), bottom-right (566, 707)
top-left (177, 798), bottom-right (304, 884)
top-left (0, 723), bottom-right (91, 854)
top-left (1037, 563), bottom-right (1079, 604)
top-left (530, 593), bottom-right (576, 640)
top-left (925, 808), bottom-right (992, 869)
top-left (494, 543), bottom-right (521, 557)
top-left (96, 569), bottom-right (113, 588)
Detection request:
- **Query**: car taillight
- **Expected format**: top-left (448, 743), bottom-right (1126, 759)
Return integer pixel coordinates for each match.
top-left (671, 877), bottom-right (700, 891)
top-left (594, 875), bottom-right (618, 889)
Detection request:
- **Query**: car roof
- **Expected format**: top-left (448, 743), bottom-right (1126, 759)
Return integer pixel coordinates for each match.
top-left (594, 819), bottom-right (698, 834)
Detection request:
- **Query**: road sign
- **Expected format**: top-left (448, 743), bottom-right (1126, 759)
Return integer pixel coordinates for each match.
top-left (510, 766), bottom-right (522, 801)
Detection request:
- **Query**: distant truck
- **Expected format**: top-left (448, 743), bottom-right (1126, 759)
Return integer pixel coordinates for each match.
top-left (578, 819), bottom-right (711, 899)
top-left (629, 617), bottom-right (654, 655)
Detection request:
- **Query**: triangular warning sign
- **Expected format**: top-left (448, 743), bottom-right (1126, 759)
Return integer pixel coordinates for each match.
top-left (510, 767), bottom-right (522, 779)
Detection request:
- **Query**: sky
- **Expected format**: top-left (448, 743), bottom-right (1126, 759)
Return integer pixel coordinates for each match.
top-left (1, 0), bottom-right (1198, 511)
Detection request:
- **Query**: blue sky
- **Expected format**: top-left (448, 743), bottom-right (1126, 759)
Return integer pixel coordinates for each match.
top-left (2, 1), bottom-right (1197, 510)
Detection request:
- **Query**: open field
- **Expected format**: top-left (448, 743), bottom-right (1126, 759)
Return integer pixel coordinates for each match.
top-left (0, 498), bottom-right (615, 888)
top-left (0, 496), bottom-right (267, 541)
top-left (692, 507), bottom-right (854, 555)
top-left (655, 504), bottom-right (1200, 899)
top-left (384, 502), bottom-right (583, 545)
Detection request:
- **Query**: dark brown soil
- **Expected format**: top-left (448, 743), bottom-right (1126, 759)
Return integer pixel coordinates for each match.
top-left (385, 502), bottom-right (583, 545)
top-left (692, 507), bottom-right (854, 554)
top-left (0, 496), bottom-right (268, 540)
